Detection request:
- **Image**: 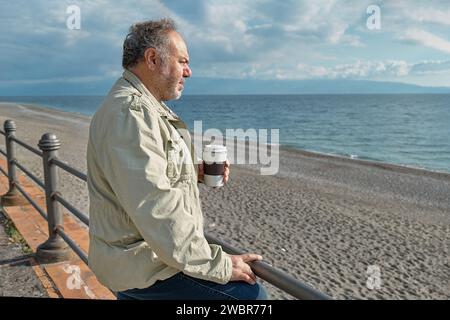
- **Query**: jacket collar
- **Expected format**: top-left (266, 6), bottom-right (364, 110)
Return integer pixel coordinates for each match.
top-left (122, 69), bottom-right (153, 99)
top-left (122, 69), bottom-right (179, 121)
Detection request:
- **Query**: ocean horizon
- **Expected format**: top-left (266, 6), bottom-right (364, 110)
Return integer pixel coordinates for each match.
top-left (1, 94), bottom-right (449, 174)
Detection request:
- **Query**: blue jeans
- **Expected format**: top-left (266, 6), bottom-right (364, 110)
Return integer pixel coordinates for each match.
top-left (117, 273), bottom-right (268, 300)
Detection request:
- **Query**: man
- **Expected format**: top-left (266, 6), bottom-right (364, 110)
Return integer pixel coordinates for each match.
top-left (87, 18), bottom-right (267, 300)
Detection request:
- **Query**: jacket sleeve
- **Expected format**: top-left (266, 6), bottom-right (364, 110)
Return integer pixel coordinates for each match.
top-left (101, 103), bottom-right (232, 284)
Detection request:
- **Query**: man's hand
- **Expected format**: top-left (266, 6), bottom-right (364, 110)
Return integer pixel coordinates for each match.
top-left (198, 159), bottom-right (231, 185)
top-left (229, 253), bottom-right (263, 285)
top-left (223, 159), bottom-right (230, 184)
top-left (198, 161), bottom-right (204, 183)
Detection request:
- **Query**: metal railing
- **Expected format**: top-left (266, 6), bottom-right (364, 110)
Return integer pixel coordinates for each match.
top-left (0, 119), bottom-right (331, 300)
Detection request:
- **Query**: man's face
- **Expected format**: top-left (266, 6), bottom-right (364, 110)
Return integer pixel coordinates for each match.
top-left (157, 31), bottom-right (192, 101)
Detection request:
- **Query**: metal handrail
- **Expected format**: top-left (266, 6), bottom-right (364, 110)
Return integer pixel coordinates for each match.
top-left (206, 233), bottom-right (331, 300)
top-left (54, 193), bottom-right (90, 226)
top-left (15, 183), bottom-right (48, 221)
top-left (0, 119), bottom-right (332, 300)
top-left (56, 227), bottom-right (88, 265)
top-left (51, 158), bottom-right (87, 182)
top-left (11, 136), bottom-right (43, 157)
top-left (12, 159), bottom-right (45, 189)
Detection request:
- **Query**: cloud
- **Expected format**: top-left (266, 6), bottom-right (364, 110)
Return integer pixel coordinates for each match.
top-left (400, 29), bottom-right (450, 54)
top-left (0, 0), bottom-right (168, 83)
top-left (311, 60), bottom-right (450, 80)
top-left (406, 7), bottom-right (450, 26)
top-left (1, 0), bottom-right (450, 92)
top-left (225, 59), bottom-right (450, 81)
top-left (381, 2), bottom-right (450, 54)
top-left (410, 60), bottom-right (450, 74)
top-left (180, 0), bottom-right (370, 65)
top-left (331, 60), bottom-right (410, 79)
top-left (189, 59), bottom-right (411, 80)
top-left (0, 75), bottom-right (109, 85)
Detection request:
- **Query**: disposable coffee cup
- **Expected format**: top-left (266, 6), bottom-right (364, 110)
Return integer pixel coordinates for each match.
top-left (203, 145), bottom-right (227, 187)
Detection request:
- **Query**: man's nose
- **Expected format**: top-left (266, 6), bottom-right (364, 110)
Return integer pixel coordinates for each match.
top-left (183, 65), bottom-right (192, 78)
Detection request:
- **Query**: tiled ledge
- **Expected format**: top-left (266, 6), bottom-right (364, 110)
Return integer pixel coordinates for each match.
top-left (0, 158), bottom-right (115, 300)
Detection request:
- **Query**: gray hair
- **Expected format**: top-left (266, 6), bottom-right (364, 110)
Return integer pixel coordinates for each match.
top-left (122, 18), bottom-right (177, 69)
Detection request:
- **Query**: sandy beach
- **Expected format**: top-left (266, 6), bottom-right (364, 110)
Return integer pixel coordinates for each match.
top-left (0, 102), bottom-right (449, 300)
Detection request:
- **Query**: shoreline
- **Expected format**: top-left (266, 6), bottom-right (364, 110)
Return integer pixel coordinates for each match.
top-left (0, 101), bottom-right (449, 300)
top-left (1, 101), bottom-right (449, 178)
top-left (280, 145), bottom-right (450, 180)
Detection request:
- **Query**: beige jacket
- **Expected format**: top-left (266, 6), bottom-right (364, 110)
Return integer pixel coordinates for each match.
top-left (87, 70), bottom-right (232, 292)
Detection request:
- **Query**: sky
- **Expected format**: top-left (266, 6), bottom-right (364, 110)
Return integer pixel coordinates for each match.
top-left (1, 0), bottom-right (450, 95)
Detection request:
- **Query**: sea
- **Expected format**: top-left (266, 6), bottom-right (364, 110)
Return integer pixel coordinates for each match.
top-left (1, 94), bottom-right (449, 174)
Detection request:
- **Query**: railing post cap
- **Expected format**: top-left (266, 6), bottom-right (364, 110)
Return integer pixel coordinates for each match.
top-left (38, 133), bottom-right (61, 151)
top-left (4, 120), bottom-right (16, 132)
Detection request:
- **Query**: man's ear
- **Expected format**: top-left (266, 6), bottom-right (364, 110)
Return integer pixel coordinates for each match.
top-left (144, 48), bottom-right (158, 70)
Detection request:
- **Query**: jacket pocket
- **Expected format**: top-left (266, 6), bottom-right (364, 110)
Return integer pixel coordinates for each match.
top-left (166, 139), bottom-right (181, 183)
top-left (124, 240), bottom-right (148, 254)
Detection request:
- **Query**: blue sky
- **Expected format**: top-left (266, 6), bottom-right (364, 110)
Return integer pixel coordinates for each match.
top-left (1, 0), bottom-right (450, 95)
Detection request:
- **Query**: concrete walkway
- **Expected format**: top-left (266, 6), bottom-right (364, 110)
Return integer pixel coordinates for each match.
top-left (0, 210), bottom-right (48, 297)
top-left (0, 158), bottom-right (114, 299)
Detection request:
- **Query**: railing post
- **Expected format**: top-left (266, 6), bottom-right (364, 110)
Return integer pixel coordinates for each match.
top-left (36, 133), bottom-right (72, 263)
top-left (1, 120), bottom-right (27, 206)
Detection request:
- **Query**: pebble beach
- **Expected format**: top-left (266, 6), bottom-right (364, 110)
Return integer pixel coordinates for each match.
top-left (0, 102), bottom-right (449, 300)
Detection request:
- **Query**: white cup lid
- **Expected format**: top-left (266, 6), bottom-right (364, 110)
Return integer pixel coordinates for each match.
top-left (203, 144), bottom-right (227, 153)
top-left (203, 144), bottom-right (227, 162)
